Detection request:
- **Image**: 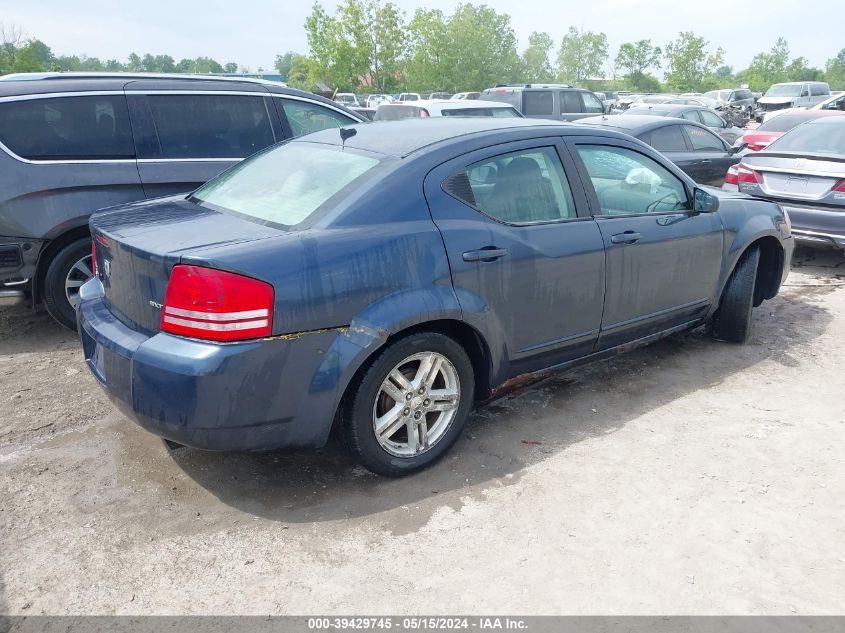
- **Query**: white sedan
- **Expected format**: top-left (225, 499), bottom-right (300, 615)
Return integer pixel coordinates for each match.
top-left (373, 99), bottom-right (521, 121)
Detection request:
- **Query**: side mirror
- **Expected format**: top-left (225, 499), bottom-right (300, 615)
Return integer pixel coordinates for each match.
top-left (693, 187), bottom-right (720, 214)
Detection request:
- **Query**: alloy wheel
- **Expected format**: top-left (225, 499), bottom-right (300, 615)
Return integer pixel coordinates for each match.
top-left (65, 254), bottom-right (94, 308)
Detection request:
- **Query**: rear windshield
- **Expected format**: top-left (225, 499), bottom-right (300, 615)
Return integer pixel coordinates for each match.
top-left (191, 142), bottom-right (383, 228)
top-left (765, 84), bottom-right (802, 97)
top-left (374, 105), bottom-right (421, 121)
top-left (757, 114), bottom-right (814, 133)
top-left (766, 119), bottom-right (845, 156)
top-left (440, 107), bottom-right (520, 118)
top-left (704, 90), bottom-right (729, 100)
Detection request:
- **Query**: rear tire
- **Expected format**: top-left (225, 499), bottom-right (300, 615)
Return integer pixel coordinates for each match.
top-left (43, 237), bottom-right (93, 330)
top-left (344, 332), bottom-right (475, 477)
top-left (711, 246), bottom-right (760, 344)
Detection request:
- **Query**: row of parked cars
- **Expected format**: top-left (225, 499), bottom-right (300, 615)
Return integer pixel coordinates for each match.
top-left (0, 71), bottom-right (832, 475)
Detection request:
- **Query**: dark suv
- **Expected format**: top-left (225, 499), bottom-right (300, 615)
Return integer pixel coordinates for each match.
top-left (703, 88), bottom-right (756, 115)
top-left (0, 73), bottom-right (363, 328)
top-left (480, 84), bottom-right (605, 121)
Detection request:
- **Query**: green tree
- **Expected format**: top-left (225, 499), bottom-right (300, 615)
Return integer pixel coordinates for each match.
top-left (663, 31), bottom-right (724, 92)
top-left (338, 0), bottom-right (406, 92)
top-left (615, 39), bottom-right (661, 90)
top-left (446, 4), bottom-right (521, 91)
top-left (557, 26), bottom-right (608, 84)
top-left (826, 49), bottom-right (845, 89)
top-left (404, 8), bottom-right (450, 90)
top-left (304, 2), bottom-right (358, 91)
top-left (224, 62), bottom-right (238, 73)
top-left (274, 51), bottom-right (298, 80)
top-left (522, 31), bottom-right (554, 83)
top-left (737, 37), bottom-right (790, 91)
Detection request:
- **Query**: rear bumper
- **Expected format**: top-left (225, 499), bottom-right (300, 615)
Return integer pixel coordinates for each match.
top-left (77, 279), bottom-right (361, 451)
top-left (782, 203), bottom-right (845, 250)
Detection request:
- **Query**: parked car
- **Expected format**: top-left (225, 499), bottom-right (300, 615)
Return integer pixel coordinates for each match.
top-left (594, 91), bottom-right (618, 112)
top-left (737, 109), bottom-right (845, 152)
top-left (624, 103), bottom-right (745, 144)
top-left (450, 92), bottom-right (480, 100)
top-left (703, 88), bottom-right (756, 115)
top-left (730, 115), bottom-right (845, 250)
top-left (334, 92), bottom-right (361, 107)
top-left (366, 94), bottom-right (392, 108)
top-left (427, 92), bottom-right (452, 100)
top-left (668, 96), bottom-right (719, 109)
top-left (755, 81), bottom-right (830, 121)
top-left (351, 107), bottom-right (377, 121)
top-left (616, 91), bottom-right (636, 110)
top-left (0, 72), bottom-right (363, 328)
top-left (78, 118), bottom-right (792, 476)
top-left (762, 92), bottom-right (845, 123)
top-left (579, 114), bottom-right (741, 186)
top-left (397, 92), bottom-right (421, 102)
top-left (480, 85), bottom-right (605, 121)
top-left (373, 99), bottom-right (521, 121)
top-left (631, 94), bottom-right (676, 106)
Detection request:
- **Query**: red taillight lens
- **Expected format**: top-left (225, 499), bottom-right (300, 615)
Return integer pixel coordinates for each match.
top-left (724, 164), bottom-right (739, 185)
top-left (91, 240), bottom-right (97, 276)
top-left (160, 265), bottom-right (274, 342)
top-left (831, 180), bottom-right (845, 193)
top-left (737, 163), bottom-right (763, 185)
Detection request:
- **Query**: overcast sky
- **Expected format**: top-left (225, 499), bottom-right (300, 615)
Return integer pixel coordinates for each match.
top-left (0, 0), bottom-right (837, 75)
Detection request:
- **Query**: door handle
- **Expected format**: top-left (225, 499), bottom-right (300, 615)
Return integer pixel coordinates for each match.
top-left (610, 231), bottom-right (642, 245)
top-left (462, 247), bottom-right (509, 262)
top-left (700, 159), bottom-right (712, 164)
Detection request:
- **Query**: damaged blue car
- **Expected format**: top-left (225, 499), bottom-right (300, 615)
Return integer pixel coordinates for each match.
top-left (78, 118), bottom-right (793, 476)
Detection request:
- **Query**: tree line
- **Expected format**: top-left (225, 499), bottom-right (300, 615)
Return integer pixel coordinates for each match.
top-left (282, 1), bottom-right (845, 94)
top-left (3, 6), bottom-right (845, 95)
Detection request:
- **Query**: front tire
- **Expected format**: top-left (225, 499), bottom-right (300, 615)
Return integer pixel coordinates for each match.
top-left (43, 237), bottom-right (94, 330)
top-left (711, 246), bottom-right (760, 344)
top-left (344, 332), bottom-right (475, 476)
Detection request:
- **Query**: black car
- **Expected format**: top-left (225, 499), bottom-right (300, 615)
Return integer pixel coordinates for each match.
top-left (0, 72), bottom-right (364, 328)
top-left (579, 114), bottom-right (742, 186)
top-left (480, 84), bottom-right (605, 121)
top-left (624, 103), bottom-right (745, 144)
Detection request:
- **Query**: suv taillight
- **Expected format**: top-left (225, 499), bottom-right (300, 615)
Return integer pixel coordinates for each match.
top-left (160, 265), bottom-right (274, 342)
top-left (91, 240), bottom-right (97, 276)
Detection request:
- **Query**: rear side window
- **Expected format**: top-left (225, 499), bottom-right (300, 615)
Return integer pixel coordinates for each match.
top-left (684, 125), bottom-right (725, 151)
top-left (192, 143), bottom-right (384, 228)
top-left (281, 99), bottom-right (354, 135)
top-left (524, 92), bottom-right (553, 116)
top-left (649, 125), bottom-right (687, 152)
top-left (561, 91), bottom-right (582, 113)
top-left (0, 95), bottom-right (133, 160)
top-left (146, 94), bottom-right (275, 159)
top-left (681, 111), bottom-right (702, 123)
top-left (446, 146), bottom-right (576, 224)
top-left (810, 84), bottom-right (829, 97)
top-left (576, 145), bottom-right (690, 215)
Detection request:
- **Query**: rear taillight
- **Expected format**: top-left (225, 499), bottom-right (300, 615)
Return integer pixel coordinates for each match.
top-left (747, 141), bottom-right (771, 151)
top-left (737, 163), bottom-right (763, 185)
top-left (160, 265), bottom-right (274, 342)
top-left (91, 240), bottom-right (97, 276)
top-left (724, 164), bottom-right (739, 185)
top-left (831, 180), bottom-right (845, 193)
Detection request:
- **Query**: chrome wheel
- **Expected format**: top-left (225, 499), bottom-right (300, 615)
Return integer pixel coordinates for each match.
top-left (372, 351), bottom-right (460, 457)
top-left (65, 254), bottom-right (93, 309)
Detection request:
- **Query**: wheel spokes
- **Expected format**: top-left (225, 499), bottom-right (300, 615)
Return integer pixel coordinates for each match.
top-left (71, 259), bottom-right (93, 280)
top-left (375, 403), bottom-right (406, 440)
top-left (428, 388), bottom-right (459, 412)
top-left (413, 353), bottom-right (442, 390)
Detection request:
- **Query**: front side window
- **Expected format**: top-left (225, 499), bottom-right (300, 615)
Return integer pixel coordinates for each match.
top-left (822, 95), bottom-right (845, 111)
top-left (699, 110), bottom-right (726, 129)
top-left (684, 125), bottom-right (725, 151)
top-left (810, 84), bottom-right (828, 97)
top-left (0, 95), bottom-right (134, 160)
top-left (446, 146), bottom-right (576, 224)
top-left (280, 100), bottom-right (354, 137)
top-left (192, 142), bottom-right (384, 228)
top-left (523, 92), bottom-right (553, 116)
top-left (581, 92), bottom-right (604, 113)
top-left (575, 145), bottom-right (690, 216)
top-left (146, 94), bottom-right (275, 159)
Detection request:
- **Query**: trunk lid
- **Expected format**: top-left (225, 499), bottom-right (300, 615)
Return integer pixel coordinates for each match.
top-left (740, 154), bottom-right (845, 207)
top-left (90, 195), bottom-right (282, 334)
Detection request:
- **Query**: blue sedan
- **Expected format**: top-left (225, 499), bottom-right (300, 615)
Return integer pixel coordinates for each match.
top-left (78, 118), bottom-right (793, 476)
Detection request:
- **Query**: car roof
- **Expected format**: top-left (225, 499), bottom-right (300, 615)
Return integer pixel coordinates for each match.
top-left (298, 118), bottom-right (598, 157)
top-left (628, 103), bottom-right (698, 113)
top-left (578, 114), bottom-right (702, 134)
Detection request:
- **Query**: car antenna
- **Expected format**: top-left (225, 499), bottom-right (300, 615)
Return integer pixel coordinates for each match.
top-left (339, 127), bottom-right (357, 147)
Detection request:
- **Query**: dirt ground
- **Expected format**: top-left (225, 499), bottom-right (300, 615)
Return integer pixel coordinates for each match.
top-left (1, 246), bottom-right (844, 616)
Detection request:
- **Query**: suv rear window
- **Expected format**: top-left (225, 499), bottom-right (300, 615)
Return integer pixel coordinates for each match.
top-left (192, 142), bottom-right (384, 228)
top-left (0, 95), bottom-right (134, 160)
top-left (146, 94), bottom-right (275, 159)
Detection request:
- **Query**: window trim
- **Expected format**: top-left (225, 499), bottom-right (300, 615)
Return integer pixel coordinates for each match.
top-left (440, 141), bottom-right (590, 227)
top-left (0, 90), bottom-right (357, 165)
top-left (565, 138), bottom-right (694, 219)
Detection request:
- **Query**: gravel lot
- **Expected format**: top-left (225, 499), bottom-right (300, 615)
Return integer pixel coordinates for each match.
top-left (1, 246), bottom-right (844, 615)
